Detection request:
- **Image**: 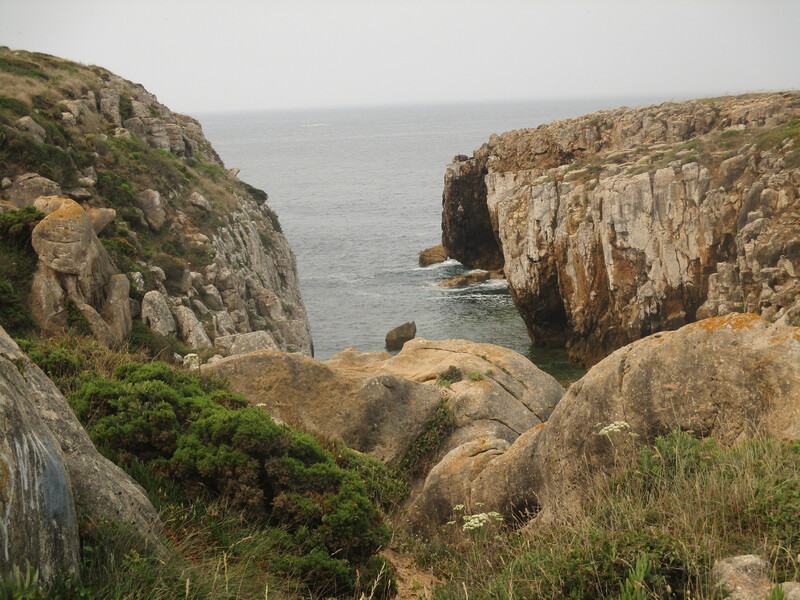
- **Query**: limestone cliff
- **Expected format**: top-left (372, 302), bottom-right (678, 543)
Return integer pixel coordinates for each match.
top-left (0, 48), bottom-right (311, 355)
top-left (442, 92), bottom-right (800, 365)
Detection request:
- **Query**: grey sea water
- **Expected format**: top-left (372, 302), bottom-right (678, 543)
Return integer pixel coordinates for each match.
top-left (200, 97), bottom-right (666, 381)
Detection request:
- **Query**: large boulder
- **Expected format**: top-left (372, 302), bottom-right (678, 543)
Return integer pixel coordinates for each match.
top-left (29, 197), bottom-right (131, 346)
top-left (0, 329), bottom-right (80, 581)
top-left (141, 290), bottom-right (177, 337)
top-left (471, 313), bottom-right (800, 521)
top-left (201, 349), bottom-right (442, 464)
top-left (354, 338), bottom-right (564, 451)
top-left (406, 436), bottom-right (509, 532)
top-left (8, 173), bottom-right (61, 208)
top-left (385, 321), bottom-right (416, 350)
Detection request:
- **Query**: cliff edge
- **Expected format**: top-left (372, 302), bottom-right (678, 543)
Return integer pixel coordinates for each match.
top-left (0, 48), bottom-right (312, 356)
top-left (442, 92), bottom-right (800, 365)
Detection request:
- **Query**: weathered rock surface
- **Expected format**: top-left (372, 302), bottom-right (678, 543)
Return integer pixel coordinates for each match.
top-left (438, 269), bottom-right (504, 288)
top-left (8, 173), bottom-right (61, 208)
top-left (136, 189), bottom-right (166, 231)
top-left (214, 330), bottom-right (279, 355)
top-left (0, 329), bottom-right (79, 581)
top-left (30, 197), bottom-right (132, 346)
top-left (15, 116), bottom-right (46, 143)
top-left (202, 349), bottom-right (442, 464)
top-left (385, 321), bottom-right (416, 350)
top-left (711, 555), bottom-right (773, 600)
top-left (173, 305), bottom-right (212, 349)
top-left (407, 436), bottom-right (509, 530)
top-left (442, 92), bottom-right (800, 365)
top-left (418, 244), bottom-right (448, 267)
top-left (331, 338), bottom-right (564, 451)
top-left (140, 290), bottom-right (176, 337)
top-left (471, 314), bottom-right (800, 521)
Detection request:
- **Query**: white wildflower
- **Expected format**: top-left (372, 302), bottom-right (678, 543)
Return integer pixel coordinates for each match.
top-left (462, 511), bottom-right (503, 531)
top-left (453, 504), bottom-right (465, 512)
top-left (597, 421), bottom-right (638, 437)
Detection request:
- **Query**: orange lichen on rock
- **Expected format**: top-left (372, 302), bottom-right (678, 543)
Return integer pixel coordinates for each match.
top-left (685, 313), bottom-right (765, 334)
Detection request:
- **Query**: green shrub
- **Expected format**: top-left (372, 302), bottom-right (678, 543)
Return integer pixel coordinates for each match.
top-left (70, 361), bottom-right (393, 597)
top-left (0, 206), bottom-right (44, 335)
top-left (96, 170), bottom-right (136, 208)
top-left (435, 365), bottom-right (462, 387)
top-left (397, 400), bottom-right (455, 478)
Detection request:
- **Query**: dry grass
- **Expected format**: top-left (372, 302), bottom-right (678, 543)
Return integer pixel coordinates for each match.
top-left (407, 432), bottom-right (800, 600)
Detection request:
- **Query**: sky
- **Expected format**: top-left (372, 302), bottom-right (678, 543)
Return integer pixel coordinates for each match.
top-left (1, 0), bottom-right (800, 114)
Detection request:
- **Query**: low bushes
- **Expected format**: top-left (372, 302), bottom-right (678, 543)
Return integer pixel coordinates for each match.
top-left (68, 360), bottom-right (395, 598)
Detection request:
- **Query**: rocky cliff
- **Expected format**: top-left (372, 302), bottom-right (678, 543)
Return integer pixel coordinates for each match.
top-left (442, 93), bottom-right (800, 365)
top-left (0, 48), bottom-right (311, 356)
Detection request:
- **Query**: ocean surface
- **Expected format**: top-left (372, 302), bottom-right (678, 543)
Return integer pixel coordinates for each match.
top-left (199, 97), bottom-right (668, 382)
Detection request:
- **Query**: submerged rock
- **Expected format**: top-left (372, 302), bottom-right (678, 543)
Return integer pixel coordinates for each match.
top-left (418, 244), bottom-right (448, 267)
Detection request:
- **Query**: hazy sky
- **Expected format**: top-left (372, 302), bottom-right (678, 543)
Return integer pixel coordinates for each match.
top-left (2, 0), bottom-right (799, 114)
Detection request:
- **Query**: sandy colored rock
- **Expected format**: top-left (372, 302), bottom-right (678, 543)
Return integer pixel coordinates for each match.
top-left (385, 321), bottom-right (416, 350)
top-left (472, 314), bottom-right (800, 520)
top-left (407, 436), bottom-right (509, 531)
top-left (29, 198), bottom-right (131, 345)
top-left (202, 349), bottom-right (442, 464)
top-left (85, 206), bottom-right (117, 234)
top-left (330, 338), bottom-right (564, 452)
top-left (418, 244), bottom-right (448, 267)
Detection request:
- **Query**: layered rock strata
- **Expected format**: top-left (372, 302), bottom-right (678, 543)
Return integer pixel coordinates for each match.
top-left (442, 93), bottom-right (800, 365)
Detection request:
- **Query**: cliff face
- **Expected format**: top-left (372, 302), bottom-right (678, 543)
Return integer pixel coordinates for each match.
top-left (442, 93), bottom-right (800, 365)
top-left (0, 48), bottom-right (311, 355)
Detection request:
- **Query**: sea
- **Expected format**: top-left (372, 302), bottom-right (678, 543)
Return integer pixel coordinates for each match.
top-left (199, 96), bottom-right (669, 383)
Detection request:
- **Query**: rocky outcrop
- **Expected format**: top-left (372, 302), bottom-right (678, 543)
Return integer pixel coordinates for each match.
top-left (418, 244), bottom-right (448, 267)
top-left (437, 269), bottom-right (504, 288)
top-left (0, 48), bottom-right (312, 356)
top-left (201, 349), bottom-right (443, 464)
top-left (469, 314), bottom-right (800, 522)
top-left (0, 325), bottom-right (164, 580)
top-left (442, 92), bottom-right (800, 365)
top-left (203, 338), bottom-right (564, 468)
top-left (8, 173), bottom-right (61, 208)
top-left (30, 197), bottom-right (132, 347)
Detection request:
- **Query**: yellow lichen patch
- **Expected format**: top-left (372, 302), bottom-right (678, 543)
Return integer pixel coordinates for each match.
top-left (686, 312), bottom-right (765, 334)
top-left (532, 422), bottom-right (547, 431)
